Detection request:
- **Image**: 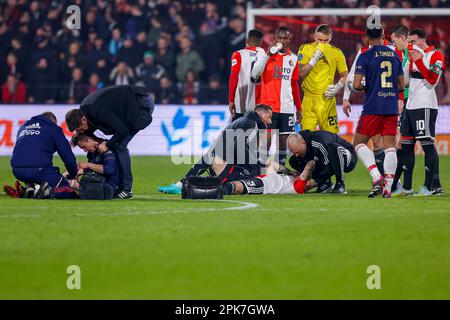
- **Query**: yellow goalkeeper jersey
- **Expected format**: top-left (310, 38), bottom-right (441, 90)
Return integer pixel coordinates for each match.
top-left (297, 42), bottom-right (348, 95)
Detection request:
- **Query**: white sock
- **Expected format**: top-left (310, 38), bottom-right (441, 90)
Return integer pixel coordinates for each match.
top-left (383, 147), bottom-right (397, 192)
top-left (356, 144), bottom-right (381, 182)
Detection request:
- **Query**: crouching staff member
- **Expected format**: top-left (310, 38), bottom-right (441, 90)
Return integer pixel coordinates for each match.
top-left (224, 160), bottom-right (316, 195)
top-left (70, 133), bottom-right (120, 194)
top-left (65, 84), bottom-right (154, 199)
top-left (158, 104), bottom-right (273, 194)
top-left (288, 130), bottom-right (357, 194)
top-left (10, 112), bottom-right (78, 199)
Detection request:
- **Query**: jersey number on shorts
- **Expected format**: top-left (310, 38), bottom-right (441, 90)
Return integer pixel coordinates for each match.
top-left (288, 116), bottom-right (294, 127)
top-left (416, 119), bottom-right (425, 131)
top-left (328, 116), bottom-right (338, 127)
top-left (381, 61), bottom-right (393, 88)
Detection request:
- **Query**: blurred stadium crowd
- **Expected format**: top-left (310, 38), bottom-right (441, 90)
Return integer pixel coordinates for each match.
top-left (1, 0), bottom-right (449, 105)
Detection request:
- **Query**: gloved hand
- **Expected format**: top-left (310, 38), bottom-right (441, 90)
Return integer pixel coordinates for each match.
top-left (308, 48), bottom-right (324, 67)
top-left (324, 81), bottom-right (344, 99)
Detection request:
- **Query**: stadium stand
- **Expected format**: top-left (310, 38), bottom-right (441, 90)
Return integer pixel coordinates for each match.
top-left (0, 0), bottom-right (449, 104)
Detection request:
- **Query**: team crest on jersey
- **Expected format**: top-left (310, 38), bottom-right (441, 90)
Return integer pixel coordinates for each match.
top-left (231, 59), bottom-right (237, 67)
top-left (289, 60), bottom-right (294, 66)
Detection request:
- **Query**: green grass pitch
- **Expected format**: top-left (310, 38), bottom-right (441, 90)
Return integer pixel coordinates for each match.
top-left (0, 155), bottom-right (449, 299)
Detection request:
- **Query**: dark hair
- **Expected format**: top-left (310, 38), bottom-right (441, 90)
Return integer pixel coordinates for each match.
top-left (366, 26), bottom-right (384, 40)
top-left (41, 111), bottom-right (57, 123)
top-left (65, 109), bottom-right (85, 131)
top-left (315, 24), bottom-right (332, 35)
top-left (71, 132), bottom-right (102, 147)
top-left (275, 26), bottom-right (290, 35)
top-left (409, 28), bottom-right (427, 40)
top-left (254, 104), bottom-right (272, 113)
top-left (247, 29), bottom-right (263, 44)
top-left (389, 24), bottom-right (409, 38)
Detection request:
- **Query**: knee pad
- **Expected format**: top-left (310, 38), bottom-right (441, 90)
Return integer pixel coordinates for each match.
top-left (181, 176), bottom-right (223, 199)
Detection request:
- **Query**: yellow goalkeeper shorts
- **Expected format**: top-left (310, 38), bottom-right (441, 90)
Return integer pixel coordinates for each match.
top-left (301, 94), bottom-right (339, 133)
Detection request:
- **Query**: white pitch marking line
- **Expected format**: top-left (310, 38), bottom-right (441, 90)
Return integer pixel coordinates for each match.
top-left (0, 195), bottom-right (259, 218)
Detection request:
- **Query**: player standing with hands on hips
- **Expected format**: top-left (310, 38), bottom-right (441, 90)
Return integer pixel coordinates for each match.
top-left (251, 26), bottom-right (302, 165)
top-left (352, 26), bottom-right (404, 198)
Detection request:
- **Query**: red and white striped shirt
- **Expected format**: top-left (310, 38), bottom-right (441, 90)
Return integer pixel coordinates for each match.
top-left (229, 46), bottom-right (265, 114)
top-left (258, 48), bottom-right (301, 114)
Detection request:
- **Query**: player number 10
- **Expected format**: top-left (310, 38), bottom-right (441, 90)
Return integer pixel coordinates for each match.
top-left (380, 61), bottom-right (393, 88)
top-left (416, 120), bottom-right (425, 131)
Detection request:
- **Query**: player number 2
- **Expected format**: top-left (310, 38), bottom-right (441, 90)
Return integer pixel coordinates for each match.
top-left (380, 61), bottom-right (393, 88)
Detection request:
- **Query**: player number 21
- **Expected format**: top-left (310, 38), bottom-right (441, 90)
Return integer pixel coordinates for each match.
top-left (380, 61), bottom-right (393, 88)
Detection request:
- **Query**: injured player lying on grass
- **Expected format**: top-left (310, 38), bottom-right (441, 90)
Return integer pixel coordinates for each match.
top-left (223, 160), bottom-right (316, 195)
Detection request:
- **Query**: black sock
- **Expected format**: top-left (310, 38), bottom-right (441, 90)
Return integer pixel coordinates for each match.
top-left (392, 148), bottom-right (403, 191)
top-left (432, 147), bottom-right (442, 189)
top-left (223, 182), bottom-right (235, 195)
top-left (421, 143), bottom-right (437, 191)
top-left (401, 141), bottom-right (415, 191)
top-left (373, 148), bottom-right (385, 176)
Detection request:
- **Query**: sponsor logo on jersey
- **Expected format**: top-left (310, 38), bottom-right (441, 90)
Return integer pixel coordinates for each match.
top-left (231, 59), bottom-right (237, 67)
top-left (297, 54), bottom-right (303, 61)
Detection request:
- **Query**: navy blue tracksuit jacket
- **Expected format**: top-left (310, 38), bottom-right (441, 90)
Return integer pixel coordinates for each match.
top-left (11, 115), bottom-right (78, 187)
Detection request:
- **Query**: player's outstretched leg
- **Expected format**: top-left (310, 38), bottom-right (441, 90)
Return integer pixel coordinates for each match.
top-left (355, 143), bottom-right (384, 198)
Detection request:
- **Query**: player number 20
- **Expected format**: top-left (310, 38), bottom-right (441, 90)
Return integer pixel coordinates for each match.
top-left (380, 61), bottom-right (393, 88)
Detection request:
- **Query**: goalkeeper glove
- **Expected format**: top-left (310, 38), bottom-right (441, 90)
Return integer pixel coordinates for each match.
top-left (324, 81), bottom-right (344, 99)
top-left (308, 48), bottom-right (324, 67)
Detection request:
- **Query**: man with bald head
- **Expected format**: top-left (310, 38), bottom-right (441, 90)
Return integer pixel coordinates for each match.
top-left (287, 130), bottom-right (357, 194)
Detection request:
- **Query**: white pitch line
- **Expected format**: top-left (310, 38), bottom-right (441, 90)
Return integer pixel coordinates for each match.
top-left (0, 195), bottom-right (259, 218)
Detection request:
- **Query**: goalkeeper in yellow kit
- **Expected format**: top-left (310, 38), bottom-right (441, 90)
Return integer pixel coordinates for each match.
top-left (297, 24), bottom-right (348, 133)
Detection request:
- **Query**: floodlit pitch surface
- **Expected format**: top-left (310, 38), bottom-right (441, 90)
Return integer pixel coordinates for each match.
top-left (0, 156), bottom-right (449, 299)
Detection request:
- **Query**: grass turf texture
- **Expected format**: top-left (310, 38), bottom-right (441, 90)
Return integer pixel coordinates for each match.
top-left (0, 155), bottom-right (449, 299)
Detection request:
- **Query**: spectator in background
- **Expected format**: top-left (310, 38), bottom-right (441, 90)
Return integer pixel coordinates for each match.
top-left (87, 73), bottom-right (103, 95)
top-left (227, 17), bottom-right (246, 60)
top-left (135, 31), bottom-right (150, 54)
top-left (87, 37), bottom-right (111, 72)
top-left (109, 27), bottom-right (124, 58)
top-left (10, 37), bottom-right (29, 80)
top-left (28, 58), bottom-right (54, 103)
top-left (178, 69), bottom-right (200, 104)
top-left (147, 17), bottom-right (163, 48)
top-left (175, 37), bottom-right (205, 82)
top-left (199, 74), bottom-right (227, 104)
top-left (158, 75), bottom-right (180, 104)
top-left (154, 36), bottom-right (176, 76)
top-left (2, 74), bottom-right (27, 104)
top-left (135, 51), bottom-right (165, 92)
top-left (109, 61), bottom-right (136, 85)
top-left (93, 58), bottom-right (110, 85)
top-left (84, 28), bottom-right (98, 53)
top-left (61, 67), bottom-right (87, 104)
top-left (117, 37), bottom-right (142, 69)
top-left (5, 53), bottom-right (23, 82)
